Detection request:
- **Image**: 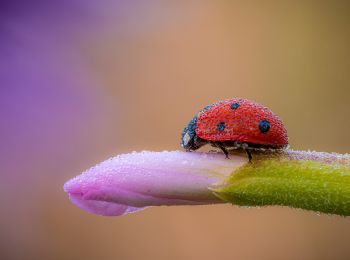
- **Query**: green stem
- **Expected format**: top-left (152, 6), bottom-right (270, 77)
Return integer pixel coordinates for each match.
top-left (214, 154), bottom-right (350, 216)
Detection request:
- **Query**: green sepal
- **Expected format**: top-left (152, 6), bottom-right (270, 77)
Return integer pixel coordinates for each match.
top-left (214, 159), bottom-right (350, 216)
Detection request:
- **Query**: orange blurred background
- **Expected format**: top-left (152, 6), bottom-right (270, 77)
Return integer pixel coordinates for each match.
top-left (2, 1), bottom-right (350, 260)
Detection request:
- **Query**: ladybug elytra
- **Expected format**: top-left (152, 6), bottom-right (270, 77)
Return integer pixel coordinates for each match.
top-left (181, 98), bottom-right (288, 160)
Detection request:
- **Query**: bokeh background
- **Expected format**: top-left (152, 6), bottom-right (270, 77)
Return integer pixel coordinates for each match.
top-left (2, 1), bottom-right (350, 260)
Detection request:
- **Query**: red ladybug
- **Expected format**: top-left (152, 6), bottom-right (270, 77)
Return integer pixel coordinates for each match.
top-left (181, 98), bottom-right (288, 160)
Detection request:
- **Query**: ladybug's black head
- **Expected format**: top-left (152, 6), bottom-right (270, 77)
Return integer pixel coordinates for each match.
top-left (181, 115), bottom-right (206, 151)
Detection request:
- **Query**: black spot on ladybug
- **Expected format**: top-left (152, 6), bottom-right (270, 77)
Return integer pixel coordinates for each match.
top-left (217, 122), bottom-right (225, 132)
top-left (230, 103), bottom-right (240, 110)
top-left (259, 120), bottom-right (270, 134)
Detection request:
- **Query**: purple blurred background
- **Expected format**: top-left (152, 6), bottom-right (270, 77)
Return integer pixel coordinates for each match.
top-left (1, 1), bottom-right (350, 260)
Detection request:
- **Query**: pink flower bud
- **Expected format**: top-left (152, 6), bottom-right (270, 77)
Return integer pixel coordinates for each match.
top-left (64, 151), bottom-right (246, 216)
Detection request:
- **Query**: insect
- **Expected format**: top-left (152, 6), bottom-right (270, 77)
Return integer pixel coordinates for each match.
top-left (181, 98), bottom-right (288, 161)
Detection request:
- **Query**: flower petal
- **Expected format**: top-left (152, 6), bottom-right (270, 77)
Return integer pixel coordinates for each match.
top-left (68, 193), bottom-right (146, 216)
top-left (64, 151), bottom-right (246, 216)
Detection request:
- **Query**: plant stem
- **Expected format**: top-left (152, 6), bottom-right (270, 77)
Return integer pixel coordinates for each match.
top-left (214, 150), bottom-right (350, 216)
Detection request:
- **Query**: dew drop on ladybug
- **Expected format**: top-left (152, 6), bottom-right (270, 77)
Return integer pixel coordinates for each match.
top-left (181, 98), bottom-right (288, 161)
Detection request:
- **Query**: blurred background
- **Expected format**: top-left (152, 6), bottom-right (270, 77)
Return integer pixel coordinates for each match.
top-left (1, 1), bottom-right (350, 260)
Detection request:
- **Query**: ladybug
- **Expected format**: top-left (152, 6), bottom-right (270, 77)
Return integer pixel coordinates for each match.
top-left (181, 98), bottom-right (288, 161)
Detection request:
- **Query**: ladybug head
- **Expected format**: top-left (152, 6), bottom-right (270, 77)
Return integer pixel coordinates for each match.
top-left (181, 115), bottom-right (206, 151)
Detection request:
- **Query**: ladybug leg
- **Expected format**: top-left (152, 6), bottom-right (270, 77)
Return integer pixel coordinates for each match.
top-left (245, 149), bottom-right (253, 162)
top-left (218, 145), bottom-right (229, 159)
top-left (241, 143), bottom-right (252, 162)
